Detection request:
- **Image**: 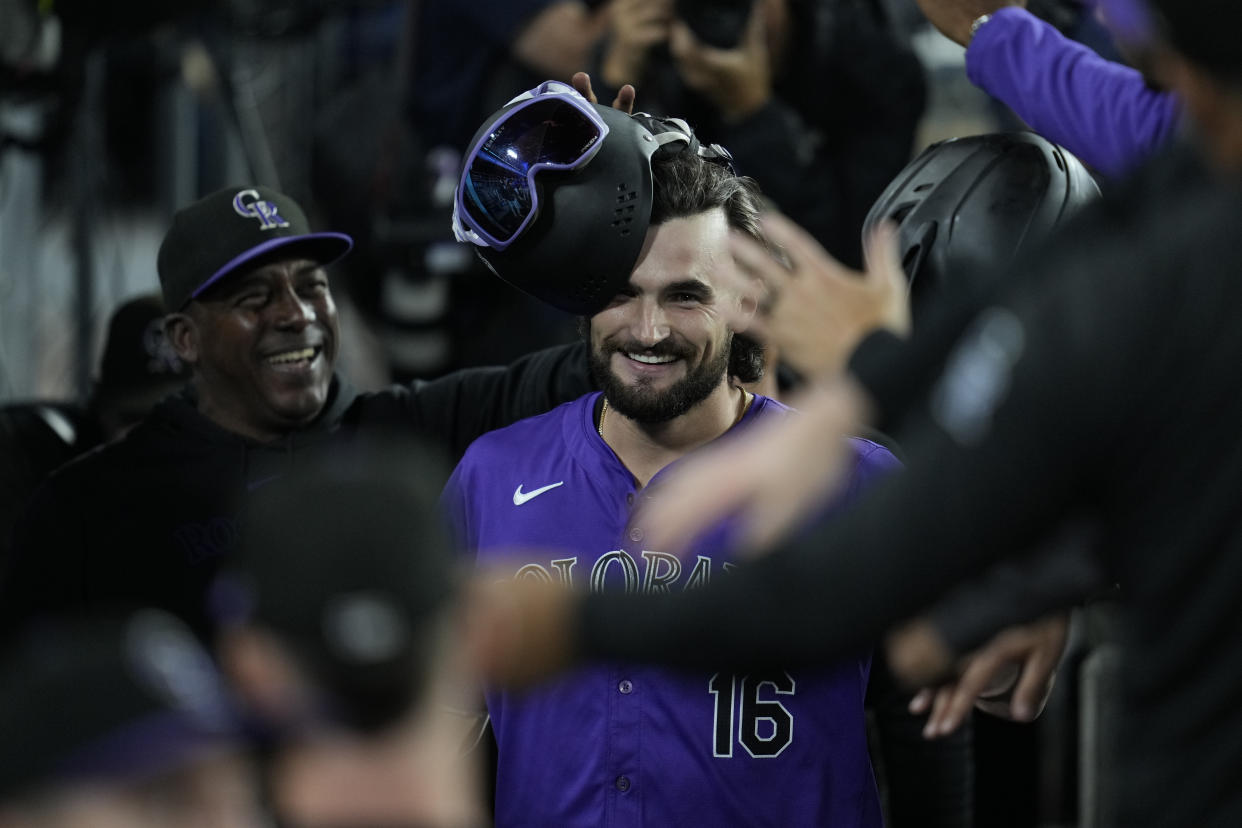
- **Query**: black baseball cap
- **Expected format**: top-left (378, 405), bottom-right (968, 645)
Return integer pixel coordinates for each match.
top-left (0, 610), bottom-right (244, 802)
top-left (96, 293), bottom-right (189, 396)
top-left (157, 185), bottom-right (353, 310)
top-left (215, 437), bottom-right (458, 733)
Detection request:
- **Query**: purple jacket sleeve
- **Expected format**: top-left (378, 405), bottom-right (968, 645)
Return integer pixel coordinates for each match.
top-left (966, 7), bottom-right (1179, 178)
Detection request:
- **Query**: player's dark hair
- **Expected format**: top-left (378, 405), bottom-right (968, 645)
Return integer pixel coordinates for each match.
top-left (650, 152), bottom-right (765, 384)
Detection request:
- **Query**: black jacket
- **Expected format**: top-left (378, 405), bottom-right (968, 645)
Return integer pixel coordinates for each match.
top-left (0, 402), bottom-right (102, 563)
top-left (2, 344), bottom-right (591, 638)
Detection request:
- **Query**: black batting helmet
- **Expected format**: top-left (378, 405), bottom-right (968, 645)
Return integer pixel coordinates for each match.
top-left (863, 132), bottom-right (1100, 316)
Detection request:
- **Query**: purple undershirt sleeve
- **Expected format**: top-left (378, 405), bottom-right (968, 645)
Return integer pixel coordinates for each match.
top-left (966, 7), bottom-right (1180, 178)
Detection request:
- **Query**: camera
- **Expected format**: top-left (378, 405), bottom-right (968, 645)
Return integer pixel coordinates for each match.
top-left (675, 0), bottom-right (756, 49)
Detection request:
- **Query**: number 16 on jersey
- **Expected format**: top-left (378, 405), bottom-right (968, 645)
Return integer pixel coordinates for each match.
top-left (709, 671), bottom-right (796, 758)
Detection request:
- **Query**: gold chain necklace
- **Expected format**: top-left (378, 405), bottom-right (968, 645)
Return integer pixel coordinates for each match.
top-left (598, 397), bottom-right (608, 437)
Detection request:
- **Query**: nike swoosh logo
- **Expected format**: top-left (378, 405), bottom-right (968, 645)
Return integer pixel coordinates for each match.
top-left (513, 481), bottom-right (564, 505)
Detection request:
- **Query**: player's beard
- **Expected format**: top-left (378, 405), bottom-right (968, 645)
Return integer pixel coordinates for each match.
top-left (589, 331), bottom-right (732, 424)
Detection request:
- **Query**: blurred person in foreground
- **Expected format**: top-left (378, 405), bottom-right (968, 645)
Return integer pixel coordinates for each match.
top-left (465, 1), bottom-right (1242, 825)
top-left (213, 440), bottom-right (484, 828)
top-left (0, 609), bottom-right (262, 828)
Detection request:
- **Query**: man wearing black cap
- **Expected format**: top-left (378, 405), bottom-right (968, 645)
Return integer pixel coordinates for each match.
top-left (1, 184), bottom-right (592, 639)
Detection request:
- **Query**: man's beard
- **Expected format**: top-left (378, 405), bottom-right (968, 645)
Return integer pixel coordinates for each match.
top-left (589, 334), bottom-right (732, 424)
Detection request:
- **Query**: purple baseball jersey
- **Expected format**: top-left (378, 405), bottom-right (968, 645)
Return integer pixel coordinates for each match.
top-left (442, 392), bottom-right (900, 827)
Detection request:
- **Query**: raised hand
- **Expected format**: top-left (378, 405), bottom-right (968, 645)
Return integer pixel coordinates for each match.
top-left (728, 212), bottom-right (909, 381)
top-left (637, 378), bottom-right (869, 555)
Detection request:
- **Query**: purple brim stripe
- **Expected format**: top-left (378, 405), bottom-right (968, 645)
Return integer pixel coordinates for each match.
top-left (55, 709), bottom-right (240, 786)
top-left (190, 232), bottom-right (354, 302)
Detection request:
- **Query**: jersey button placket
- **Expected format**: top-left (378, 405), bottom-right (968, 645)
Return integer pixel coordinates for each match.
top-left (619, 679), bottom-right (633, 694)
top-left (615, 776), bottom-right (631, 793)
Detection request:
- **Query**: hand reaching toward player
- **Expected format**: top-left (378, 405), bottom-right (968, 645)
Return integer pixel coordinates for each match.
top-left (637, 378), bottom-right (870, 555)
top-left (727, 211), bottom-right (910, 381)
top-left (886, 611), bottom-right (1071, 738)
top-left (914, 0), bottom-right (1027, 47)
top-left (464, 571), bottom-right (579, 689)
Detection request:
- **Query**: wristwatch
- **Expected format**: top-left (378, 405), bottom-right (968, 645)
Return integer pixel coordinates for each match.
top-left (969, 13), bottom-right (992, 43)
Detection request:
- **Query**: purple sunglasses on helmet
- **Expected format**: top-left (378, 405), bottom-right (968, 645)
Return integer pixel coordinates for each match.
top-left (453, 81), bottom-right (610, 251)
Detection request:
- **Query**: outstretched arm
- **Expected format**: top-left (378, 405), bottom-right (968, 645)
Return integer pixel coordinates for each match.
top-left (964, 6), bottom-right (1179, 177)
top-left (390, 343), bottom-right (592, 462)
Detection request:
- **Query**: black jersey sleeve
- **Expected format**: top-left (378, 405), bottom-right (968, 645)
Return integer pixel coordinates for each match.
top-left (924, 524), bottom-right (1109, 655)
top-left (397, 342), bottom-right (593, 461)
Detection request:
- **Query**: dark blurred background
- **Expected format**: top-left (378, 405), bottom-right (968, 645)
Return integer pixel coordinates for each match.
top-left (0, 5), bottom-right (1120, 822)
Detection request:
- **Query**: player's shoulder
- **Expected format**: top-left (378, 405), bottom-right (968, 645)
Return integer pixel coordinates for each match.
top-left (751, 394), bottom-right (794, 417)
top-left (839, 435), bottom-right (902, 502)
top-left (846, 435), bottom-right (902, 471)
top-left (457, 394), bottom-right (591, 469)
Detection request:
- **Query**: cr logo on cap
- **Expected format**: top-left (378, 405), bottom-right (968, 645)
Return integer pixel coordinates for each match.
top-left (232, 188), bottom-right (291, 230)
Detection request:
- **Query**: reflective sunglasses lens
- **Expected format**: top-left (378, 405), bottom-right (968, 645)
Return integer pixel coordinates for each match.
top-left (462, 164), bottom-right (532, 242)
top-left (463, 99), bottom-right (603, 242)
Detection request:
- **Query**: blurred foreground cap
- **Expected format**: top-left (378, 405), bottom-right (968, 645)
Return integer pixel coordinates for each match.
top-left (0, 609), bottom-right (242, 801)
top-left (220, 437), bottom-right (458, 732)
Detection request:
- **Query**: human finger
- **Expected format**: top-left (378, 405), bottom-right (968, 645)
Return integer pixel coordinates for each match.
top-left (924, 686), bottom-right (956, 739)
top-left (1010, 658), bottom-right (1057, 722)
top-left (908, 687), bottom-right (934, 714)
top-left (612, 84), bottom-right (637, 113)
top-left (861, 220), bottom-right (912, 337)
top-left (728, 230), bottom-right (791, 298)
top-left (760, 212), bottom-right (860, 285)
top-left (719, 236), bottom-right (775, 308)
top-left (1009, 619), bottom-right (1068, 720)
top-left (571, 71), bottom-right (599, 104)
top-left (930, 652), bottom-right (1006, 737)
top-left (667, 19), bottom-right (700, 61)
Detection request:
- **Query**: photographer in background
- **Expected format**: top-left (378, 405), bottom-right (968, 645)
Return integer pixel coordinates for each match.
top-left (593, 0), bottom-right (926, 267)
